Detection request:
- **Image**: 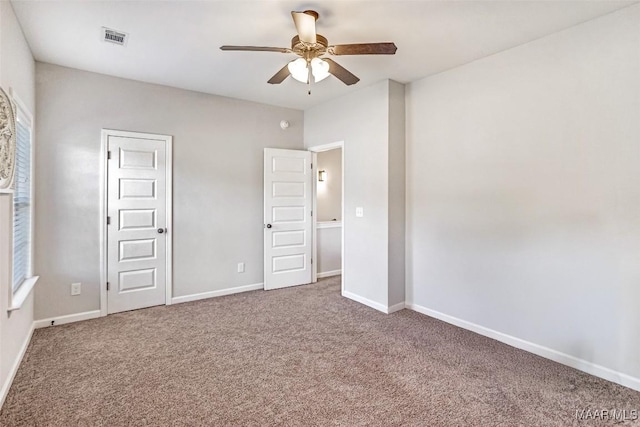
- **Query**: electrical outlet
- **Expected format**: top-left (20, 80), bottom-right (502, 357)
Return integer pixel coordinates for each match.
top-left (356, 207), bottom-right (364, 217)
top-left (71, 282), bottom-right (81, 296)
top-left (237, 262), bottom-right (245, 273)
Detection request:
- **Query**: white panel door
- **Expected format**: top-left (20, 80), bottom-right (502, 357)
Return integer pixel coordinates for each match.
top-left (107, 134), bottom-right (168, 313)
top-left (264, 148), bottom-right (313, 290)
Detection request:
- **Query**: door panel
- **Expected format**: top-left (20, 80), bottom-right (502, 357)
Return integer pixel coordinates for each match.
top-left (273, 182), bottom-right (305, 197)
top-left (272, 206), bottom-right (305, 222)
top-left (272, 230), bottom-right (305, 248)
top-left (119, 209), bottom-right (156, 230)
top-left (107, 134), bottom-right (167, 313)
top-left (272, 254), bottom-right (306, 272)
top-left (119, 268), bottom-right (156, 292)
top-left (120, 179), bottom-right (156, 199)
top-left (264, 148), bottom-right (312, 290)
top-left (119, 239), bottom-right (156, 261)
top-left (119, 149), bottom-right (157, 169)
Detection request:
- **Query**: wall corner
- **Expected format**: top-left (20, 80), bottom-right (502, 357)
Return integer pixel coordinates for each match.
top-left (387, 80), bottom-right (406, 307)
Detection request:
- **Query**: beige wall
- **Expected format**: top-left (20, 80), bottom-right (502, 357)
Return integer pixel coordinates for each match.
top-left (34, 63), bottom-right (303, 320)
top-left (0, 0), bottom-right (35, 404)
top-left (406, 4), bottom-right (640, 383)
top-left (317, 148), bottom-right (342, 221)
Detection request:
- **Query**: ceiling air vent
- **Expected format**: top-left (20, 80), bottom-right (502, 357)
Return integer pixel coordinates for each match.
top-left (102, 27), bottom-right (128, 46)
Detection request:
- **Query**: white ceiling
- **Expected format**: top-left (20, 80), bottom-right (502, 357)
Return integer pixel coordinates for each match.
top-left (11, 0), bottom-right (636, 110)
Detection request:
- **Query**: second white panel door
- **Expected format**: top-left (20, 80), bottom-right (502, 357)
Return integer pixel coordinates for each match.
top-left (264, 148), bottom-right (313, 290)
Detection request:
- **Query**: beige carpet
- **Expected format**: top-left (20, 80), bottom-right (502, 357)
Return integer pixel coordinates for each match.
top-left (1, 276), bottom-right (639, 426)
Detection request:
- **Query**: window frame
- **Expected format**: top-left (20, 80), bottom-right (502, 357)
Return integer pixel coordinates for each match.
top-left (7, 89), bottom-right (38, 312)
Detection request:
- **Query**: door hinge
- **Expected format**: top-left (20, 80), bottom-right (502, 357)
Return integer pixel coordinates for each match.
top-left (311, 210), bottom-right (313, 217)
top-left (311, 163), bottom-right (313, 169)
top-left (107, 150), bottom-right (111, 160)
top-left (106, 282), bottom-right (110, 291)
top-left (311, 258), bottom-right (313, 265)
top-left (107, 216), bottom-right (111, 225)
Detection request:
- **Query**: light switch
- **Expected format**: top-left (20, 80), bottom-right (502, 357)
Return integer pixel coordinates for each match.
top-left (355, 207), bottom-right (364, 217)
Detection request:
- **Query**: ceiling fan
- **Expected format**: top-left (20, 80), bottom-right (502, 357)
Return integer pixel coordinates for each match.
top-left (220, 10), bottom-right (397, 90)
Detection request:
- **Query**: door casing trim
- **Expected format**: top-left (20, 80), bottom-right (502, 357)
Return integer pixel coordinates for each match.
top-left (99, 129), bottom-right (173, 316)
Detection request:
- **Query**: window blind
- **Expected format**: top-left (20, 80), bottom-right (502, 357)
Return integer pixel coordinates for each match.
top-left (13, 117), bottom-right (31, 291)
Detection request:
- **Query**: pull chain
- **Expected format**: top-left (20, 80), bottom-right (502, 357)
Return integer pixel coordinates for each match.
top-left (307, 61), bottom-right (312, 95)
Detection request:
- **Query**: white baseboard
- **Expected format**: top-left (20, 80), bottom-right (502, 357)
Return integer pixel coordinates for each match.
top-left (0, 322), bottom-right (34, 409)
top-left (342, 290), bottom-right (403, 314)
top-left (172, 282), bottom-right (263, 305)
top-left (343, 290), bottom-right (388, 313)
top-left (406, 302), bottom-right (640, 393)
top-left (387, 301), bottom-right (406, 314)
top-left (34, 310), bottom-right (102, 329)
top-left (317, 269), bottom-right (342, 279)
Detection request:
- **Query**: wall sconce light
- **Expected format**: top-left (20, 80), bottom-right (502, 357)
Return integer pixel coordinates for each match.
top-left (318, 170), bottom-right (327, 182)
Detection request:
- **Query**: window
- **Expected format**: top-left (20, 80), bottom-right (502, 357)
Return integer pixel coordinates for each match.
top-left (12, 104), bottom-right (33, 292)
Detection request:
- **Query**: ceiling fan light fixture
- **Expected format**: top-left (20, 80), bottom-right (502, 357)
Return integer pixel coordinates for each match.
top-left (222, 9), bottom-right (397, 89)
top-left (311, 58), bottom-right (330, 82)
top-left (287, 58), bottom-right (308, 83)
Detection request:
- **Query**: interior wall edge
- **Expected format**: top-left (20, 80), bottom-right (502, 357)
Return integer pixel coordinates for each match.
top-left (0, 321), bottom-right (34, 409)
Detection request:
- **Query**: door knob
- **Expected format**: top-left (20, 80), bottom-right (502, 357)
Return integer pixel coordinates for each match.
top-left (157, 228), bottom-right (166, 234)
top-left (266, 224), bottom-right (272, 229)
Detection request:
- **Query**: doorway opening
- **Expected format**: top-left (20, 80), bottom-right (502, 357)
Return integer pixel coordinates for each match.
top-left (310, 142), bottom-right (344, 293)
top-left (262, 143), bottom-right (344, 293)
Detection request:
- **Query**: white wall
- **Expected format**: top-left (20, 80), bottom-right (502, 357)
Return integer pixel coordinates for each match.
top-left (317, 224), bottom-right (341, 276)
top-left (0, 0), bottom-right (35, 404)
top-left (34, 63), bottom-right (303, 320)
top-left (317, 148), bottom-right (342, 221)
top-left (406, 3), bottom-right (640, 385)
top-left (305, 80), bottom-right (405, 311)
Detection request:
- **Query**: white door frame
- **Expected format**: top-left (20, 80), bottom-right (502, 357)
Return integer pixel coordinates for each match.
top-left (308, 141), bottom-right (344, 293)
top-left (99, 129), bottom-right (173, 316)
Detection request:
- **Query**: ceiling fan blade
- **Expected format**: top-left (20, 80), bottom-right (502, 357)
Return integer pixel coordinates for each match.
top-left (291, 11), bottom-right (317, 44)
top-left (220, 46), bottom-right (291, 53)
top-left (267, 64), bottom-right (291, 84)
top-left (330, 43), bottom-right (397, 55)
top-left (324, 58), bottom-right (359, 86)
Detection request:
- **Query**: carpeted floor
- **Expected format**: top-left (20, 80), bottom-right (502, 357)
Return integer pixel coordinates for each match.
top-left (1, 276), bottom-right (639, 426)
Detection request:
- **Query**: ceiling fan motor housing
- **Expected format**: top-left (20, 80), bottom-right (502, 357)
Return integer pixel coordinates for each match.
top-left (291, 34), bottom-right (328, 58)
